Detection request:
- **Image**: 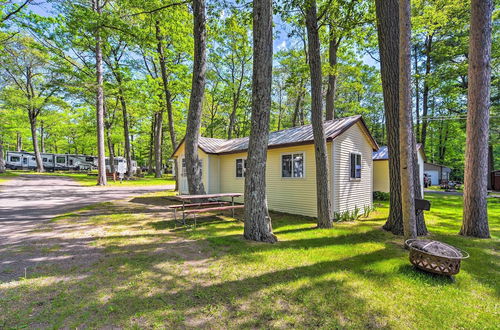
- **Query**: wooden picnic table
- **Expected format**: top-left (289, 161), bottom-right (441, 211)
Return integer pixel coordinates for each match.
top-left (174, 193), bottom-right (243, 224)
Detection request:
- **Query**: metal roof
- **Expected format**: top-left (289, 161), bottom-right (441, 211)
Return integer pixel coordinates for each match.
top-left (173, 115), bottom-right (378, 157)
top-left (373, 143), bottom-right (424, 160)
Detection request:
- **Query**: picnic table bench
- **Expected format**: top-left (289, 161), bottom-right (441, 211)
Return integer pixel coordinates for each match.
top-left (170, 193), bottom-right (243, 226)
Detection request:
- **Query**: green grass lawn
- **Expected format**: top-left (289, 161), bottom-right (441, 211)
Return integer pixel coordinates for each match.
top-left (2, 170), bottom-right (175, 186)
top-left (0, 170), bottom-right (18, 185)
top-left (0, 192), bottom-right (498, 328)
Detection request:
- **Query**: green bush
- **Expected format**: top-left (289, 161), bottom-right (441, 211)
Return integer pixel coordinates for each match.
top-left (373, 191), bottom-right (390, 201)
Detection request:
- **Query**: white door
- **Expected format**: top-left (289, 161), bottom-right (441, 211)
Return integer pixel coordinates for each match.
top-left (179, 158), bottom-right (188, 194)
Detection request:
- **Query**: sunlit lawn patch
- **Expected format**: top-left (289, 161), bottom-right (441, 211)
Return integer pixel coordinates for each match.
top-left (0, 192), bottom-right (498, 328)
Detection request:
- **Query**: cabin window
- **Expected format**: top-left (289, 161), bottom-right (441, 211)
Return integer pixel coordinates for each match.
top-left (350, 153), bottom-right (362, 179)
top-left (31, 157), bottom-right (35, 161)
top-left (23, 158), bottom-right (27, 164)
top-left (69, 159), bottom-right (74, 166)
top-left (282, 153), bottom-right (304, 178)
top-left (235, 159), bottom-right (247, 177)
top-left (43, 157), bottom-right (47, 162)
top-left (56, 156), bottom-right (66, 164)
top-left (86, 157), bottom-right (93, 162)
top-left (10, 156), bottom-right (20, 162)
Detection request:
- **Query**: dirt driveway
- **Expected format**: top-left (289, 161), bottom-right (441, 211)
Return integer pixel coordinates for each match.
top-left (0, 174), bottom-right (173, 246)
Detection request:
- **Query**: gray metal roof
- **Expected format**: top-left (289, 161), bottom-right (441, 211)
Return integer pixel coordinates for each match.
top-left (192, 115), bottom-right (377, 155)
top-left (373, 143), bottom-right (423, 160)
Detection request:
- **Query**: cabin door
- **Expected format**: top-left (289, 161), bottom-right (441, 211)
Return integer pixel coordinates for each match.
top-left (179, 158), bottom-right (188, 194)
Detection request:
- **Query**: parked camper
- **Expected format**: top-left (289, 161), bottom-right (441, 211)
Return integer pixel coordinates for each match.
top-left (105, 157), bottom-right (137, 175)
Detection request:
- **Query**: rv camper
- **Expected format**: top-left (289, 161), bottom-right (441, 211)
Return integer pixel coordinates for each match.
top-left (105, 157), bottom-right (137, 175)
top-left (5, 151), bottom-right (97, 171)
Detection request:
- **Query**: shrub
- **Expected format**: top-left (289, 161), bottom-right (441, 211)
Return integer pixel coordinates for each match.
top-left (373, 191), bottom-right (390, 201)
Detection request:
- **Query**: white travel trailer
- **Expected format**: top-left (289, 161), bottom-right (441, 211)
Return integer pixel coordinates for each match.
top-left (6, 151), bottom-right (56, 171)
top-left (105, 156), bottom-right (137, 175)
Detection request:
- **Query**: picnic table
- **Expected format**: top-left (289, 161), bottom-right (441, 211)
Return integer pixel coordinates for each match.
top-left (171, 193), bottom-right (243, 225)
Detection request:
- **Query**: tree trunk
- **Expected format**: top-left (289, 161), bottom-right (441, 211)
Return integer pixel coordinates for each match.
top-left (421, 34), bottom-right (432, 148)
top-left (106, 127), bottom-right (115, 174)
top-left (155, 20), bottom-right (177, 155)
top-left (376, 0), bottom-right (427, 236)
top-left (16, 131), bottom-right (22, 151)
top-left (0, 138), bottom-right (5, 173)
top-left (228, 95), bottom-right (238, 139)
top-left (461, 0), bottom-right (492, 238)
top-left (148, 114), bottom-right (155, 174)
top-left (40, 120), bottom-right (45, 153)
top-left (305, 0), bottom-right (333, 228)
top-left (243, 0), bottom-right (277, 243)
top-left (292, 80), bottom-right (304, 127)
top-left (94, 0), bottom-right (107, 186)
top-left (185, 0), bottom-right (206, 195)
top-left (112, 65), bottom-right (133, 178)
top-left (399, 0), bottom-right (416, 240)
top-left (154, 110), bottom-right (164, 178)
top-left (326, 28), bottom-right (339, 121)
top-left (414, 45), bottom-right (420, 142)
top-left (29, 115), bottom-right (44, 172)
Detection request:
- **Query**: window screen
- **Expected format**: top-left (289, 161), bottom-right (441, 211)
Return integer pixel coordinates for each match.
top-left (350, 153), bottom-right (361, 179)
top-left (236, 159), bottom-right (247, 177)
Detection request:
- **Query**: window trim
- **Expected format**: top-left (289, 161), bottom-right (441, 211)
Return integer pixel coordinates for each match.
top-left (235, 158), bottom-right (247, 178)
top-left (281, 152), bottom-right (306, 179)
top-left (350, 152), bottom-right (362, 180)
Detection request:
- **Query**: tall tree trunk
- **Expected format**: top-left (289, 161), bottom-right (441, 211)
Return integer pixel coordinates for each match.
top-left (414, 45), bottom-right (420, 142)
top-left (399, 0), bottom-right (416, 240)
top-left (148, 114), bottom-right (155, 174)
top-left (228, 95), bottom-right (238, 139)
top-left (155, 20), bottom-right (178, 183)
top-left (376, 0), bottom-right (427, 236)
top-left (305, 0), bottom-right (333, 228)
top-left (112, 66), bottom-right (133, 178)
top-left (94, 0), bottom-right (106, 186)
top-left (243, 0), bottom-right (277, 243)
top-left (185, 0), bottom-right (206, 195)
top-left (106, 127), bottom-right (115, 174)
top-left (154, 109), bottom-right (164, 178)
top-left (461, 0), bottom-right (492, 238)
top-left (16, 131), bottom-right (22, 151)
top-left (28, 114), bottom-right (44, 172)
top-left (40, 120), bottom-right (45, 153)
top-left (421, 34), bottom-right (432, 148)
top-left (326, 27), bottom-right (339, 121)
top-left (0, 139), bottom-right (5, 173)
top-left (292, 81), bottom-right (304, 126)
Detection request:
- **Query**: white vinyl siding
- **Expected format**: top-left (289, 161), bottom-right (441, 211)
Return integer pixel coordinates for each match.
top-left (333, 122), bottom-right (373, 213)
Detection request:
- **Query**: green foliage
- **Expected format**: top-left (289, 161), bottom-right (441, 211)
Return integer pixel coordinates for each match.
top-left (373, 191), bottom-right (390, 201)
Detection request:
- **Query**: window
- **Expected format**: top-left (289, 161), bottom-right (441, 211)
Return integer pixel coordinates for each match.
top-left (10, 156), bottom-right (20, 162)
top-left (282, 153), bottom-right (304, 178)
top-left (56, 156), bottom-right (66, 164)
top-left (86, 157), bottom-right (94, 162)
top-left (23, 158), bottom-right (27, 164)
top-left (350, 153), bottom-right (361, 179)
top-left (43, 157), bottom-right (47, 162)
top-left (69, 159), bottom-right (74, 166)
top-left (31, 157), bottom-right (35, 161)
top-left (235, 159), bottom-right (247, 177)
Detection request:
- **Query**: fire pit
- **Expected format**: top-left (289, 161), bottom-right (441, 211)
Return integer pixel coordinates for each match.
top-left (405, 239), bottom-right (469, 276)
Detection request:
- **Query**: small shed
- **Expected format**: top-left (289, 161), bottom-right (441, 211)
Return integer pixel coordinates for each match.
top-left (424, 162), bottom-right (451, 185)
top-left (491, 170), bottom-right (500, 191)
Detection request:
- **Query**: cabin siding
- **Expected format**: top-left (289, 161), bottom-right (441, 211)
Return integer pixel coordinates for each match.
top-left (373, 160), bottom-right (390, 193)
top-left (175, 143), bottom-right (209, 194)
top-left (333, 122), bottom-right (373, 213)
